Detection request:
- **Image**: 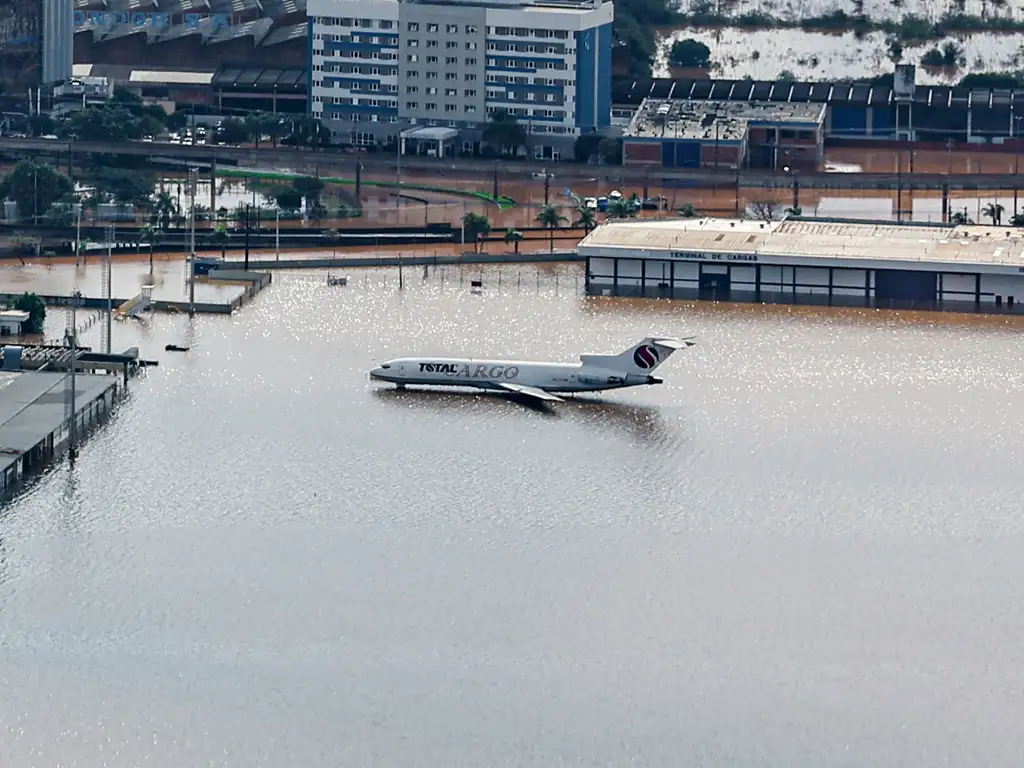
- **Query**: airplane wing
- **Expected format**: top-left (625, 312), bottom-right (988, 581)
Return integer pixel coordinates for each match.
top-left (495, 382), bottom-right (564, 403)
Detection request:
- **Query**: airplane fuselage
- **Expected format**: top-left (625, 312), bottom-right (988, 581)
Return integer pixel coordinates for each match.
top-left (369, 357), bottom-right (662, 393)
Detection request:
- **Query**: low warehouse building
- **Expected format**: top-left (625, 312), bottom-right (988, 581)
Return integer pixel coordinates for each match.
top-left (622, 98), bottom-right (826, 170)
top-left (580, 217), bottom-right (1024, 314)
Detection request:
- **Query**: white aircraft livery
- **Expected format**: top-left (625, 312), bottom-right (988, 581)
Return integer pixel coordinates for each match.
top-left (369, 336), bottom-right (695, 404)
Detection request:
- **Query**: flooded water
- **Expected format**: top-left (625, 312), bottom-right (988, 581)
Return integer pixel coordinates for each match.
top-left (657, 27), bottom-right (1024, 83)
top-left (2, 262), bottom-right (1024, 766)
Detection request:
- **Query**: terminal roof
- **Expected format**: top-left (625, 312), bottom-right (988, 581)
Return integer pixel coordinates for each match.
top-left (579, 217), bottom-right (1024, 269)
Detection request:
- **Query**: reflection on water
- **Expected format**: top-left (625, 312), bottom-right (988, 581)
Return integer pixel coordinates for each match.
top-left (371, 385), bottom-right (681, 446)
top-left (0, 264), bottom-right (1023, 766)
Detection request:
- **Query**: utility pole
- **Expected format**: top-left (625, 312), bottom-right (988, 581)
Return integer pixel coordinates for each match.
top-left (396, 132), bottom-right (402, 208)
top-left (64, 291), bottom-right (81, 462)
top-left (103, 223), bottom-right (113, 355)
top-left (493, 164), bottom-right (499, 201)
top-left (543, 169), bottom-right (550, 207)
top-left (275, 208), bottom-right (280, 260)
top-left (188, 167), bottom-right (197, 317)
top-left (75, 205), bottom-right (81, 266)
top-left (244, 203), bottom-right (251, 271)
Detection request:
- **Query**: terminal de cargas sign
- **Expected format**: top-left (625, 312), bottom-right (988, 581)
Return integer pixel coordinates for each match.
top-left (73, 11), bottom-right (232, 30)
top-left (668, 250), bottom-right (758, 262)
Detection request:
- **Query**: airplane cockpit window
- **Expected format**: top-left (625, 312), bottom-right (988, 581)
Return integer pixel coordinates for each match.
top-left (380, 364), bottom-right (391, 369)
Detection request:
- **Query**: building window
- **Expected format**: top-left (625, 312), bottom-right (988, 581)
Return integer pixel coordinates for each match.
top-left (445, 104), bottom-right (457, 112)
top-left (465, 25), bottom-right (477, 33)
top-left (466, 58), bottom-right (477, 66)
top-left (446, 24), bottom-right (458, 33)
top-left (427, 40), bottom-right (438, 48)
top-left (408, 22), bottom-right (419, 31)
top-left (406, 85), bottom-right (419, 93)
top-left (427, 23), bottom-right (438, 32)
top-left (446, 41), bottom-right (458, 49)
top-left (466, 42), bottom-right (477, 50)
top-left (445, 88), bottom-right (457, 96)
top-left (464, 89), bottom-right (475, 97)
top-left (425, 103), bottom-right (437, 111)
top-left (408, 54), bottom-right (418, 62)
top-left (445, 73), bottom-right (458, 80)
top-left (446, 57), bottom-right (458, 65)
top-left (409, 39), bottom-right (418, 47)
top-left (426, 86), bottom-right (438, 95)
top-left (427, 56), bottom-right (438, 63)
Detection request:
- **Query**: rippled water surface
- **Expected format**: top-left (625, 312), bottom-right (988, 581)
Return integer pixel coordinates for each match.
top-left (2, 263), bottom-right (1024, 766)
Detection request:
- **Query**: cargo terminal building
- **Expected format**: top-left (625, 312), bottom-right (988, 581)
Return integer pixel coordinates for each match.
top-left (580, 217), bottom-right (1024, 314)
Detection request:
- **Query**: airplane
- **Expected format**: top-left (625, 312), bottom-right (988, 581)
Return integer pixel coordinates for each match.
top-left (368, 336), bottom-right (696, 405)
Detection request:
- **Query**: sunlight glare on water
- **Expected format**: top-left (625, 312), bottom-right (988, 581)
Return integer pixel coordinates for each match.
top-left (1, 262), bottom-right (1023, 766)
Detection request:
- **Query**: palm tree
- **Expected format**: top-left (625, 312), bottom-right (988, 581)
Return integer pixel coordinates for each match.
top-left (208, 225), bottom-right (230, 259)
top-left (504, 228), bottom-right (523, 253)
top-left (573, 206), bottom-right (596, 234)
top-left (152, 189), bottom-right (178, 231)
top-left (982, 201), bottom-right (1005, 226)
top-left (951, 210), bottom-right (972, 225)
top-left (607, 198), bottom-right (638, 219)
top-left (536, 205), bottom-right (567, 252)
top-left (1011, 213), bottom-right (1024, 227)
top-left (140, 223), bottom-right (157, 275)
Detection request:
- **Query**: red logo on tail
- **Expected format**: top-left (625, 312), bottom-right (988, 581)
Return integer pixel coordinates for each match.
top-left (633, 345), bottom-right (660, 369)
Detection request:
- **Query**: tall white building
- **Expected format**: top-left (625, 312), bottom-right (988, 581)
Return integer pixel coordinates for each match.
top-left (307, 0), bottom-right (613, 159)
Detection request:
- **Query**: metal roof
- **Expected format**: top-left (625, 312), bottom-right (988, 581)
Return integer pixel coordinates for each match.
top-left (213, 66), bottom-right (306, 89)
top-left (0, 371), bottom-right (116, 475)
top-left (579, 217), bottom-right (1024, 271)
top-left (612, 77), bottom-right (1024, 111)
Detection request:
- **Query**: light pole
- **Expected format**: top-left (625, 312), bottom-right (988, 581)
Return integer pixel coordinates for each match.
top-left (1014, 116), bottom-right (1022, 216)
top-left (275, 208), bottom-right (280, 260)
top-left (75, 204), bottom-right (81, 266)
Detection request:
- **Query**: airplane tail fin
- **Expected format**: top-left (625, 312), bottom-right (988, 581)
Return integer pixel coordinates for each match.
top-left (581, 336), bottom-right (696, 374)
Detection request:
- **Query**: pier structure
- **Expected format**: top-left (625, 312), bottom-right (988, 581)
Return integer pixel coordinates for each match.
top-left (580, 217), bottom-right (1024, 314)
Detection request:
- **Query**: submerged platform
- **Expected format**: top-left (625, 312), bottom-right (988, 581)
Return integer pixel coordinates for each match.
top-left (0, 370), bottom-right (118, 495)
top-left (580, 217), bottom-right (1024, 313)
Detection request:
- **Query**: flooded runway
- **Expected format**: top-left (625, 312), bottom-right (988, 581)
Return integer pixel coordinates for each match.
top-left (2, 263), bottom-right (1024, 766)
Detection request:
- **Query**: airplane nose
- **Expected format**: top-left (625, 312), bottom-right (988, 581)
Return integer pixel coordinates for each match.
top-left (369, 367), bottom-right (384, 380)
top-left (647, 375), bottom-right (663, 385)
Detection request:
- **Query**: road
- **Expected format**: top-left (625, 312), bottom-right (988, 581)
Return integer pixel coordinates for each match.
top-left (4, 136), bottom-right (1024, 192)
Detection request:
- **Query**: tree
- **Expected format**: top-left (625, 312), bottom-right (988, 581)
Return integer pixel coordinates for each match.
top-left (94, 168), bottom-right (155, 216)
top-left (785, 205), bottom-right (803, 216)
top-left (293, 176), bottom-right (326, 207)
top-left (504, 228), bottom-right (523, 253)
top-left (598, 138), bottom-right (623, 165)
top-left (274, 187), bottom-right (303, 212)
top-left (208, 225), bottom-right (230, 258)
top-left (462, 212), bottom-right (491, 252)
top-left (216, 118), bottom-right (248, 145)
top-left (613, 12), bottom-right (656, 80)
top-left (151, 189), bottom-right (178, 231)
top-left (982, 201), bottom-right (1005, 226)
top-left (678, 203), bottom-right (697, 217)
top-left (669, 38), bottom-right (711, 68)
top-left (483, 111), bottom-right (527, 156)
top-left (66, 106), bottom-right (142, 142)
top-left (535, 204), bottom-right (567, 253)
top-left (140, 223), bottom-right (158, 274)
top-left (573, 205), bottom-right (597, 234)
top-left (607, 198), bottom-right (639, 219)
top-left (0, 159), bottom-right (75, 224)
top-left (749, 200), bottom-right (780, 221)
top-left (14, 292), bottom-right (45, 334)
top-left (28, 115), bottom-right (57, 137)
top-left (1011, 213), bottom-right (1024, 227)
top-left (951, 210), bottom-right (972, 225)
